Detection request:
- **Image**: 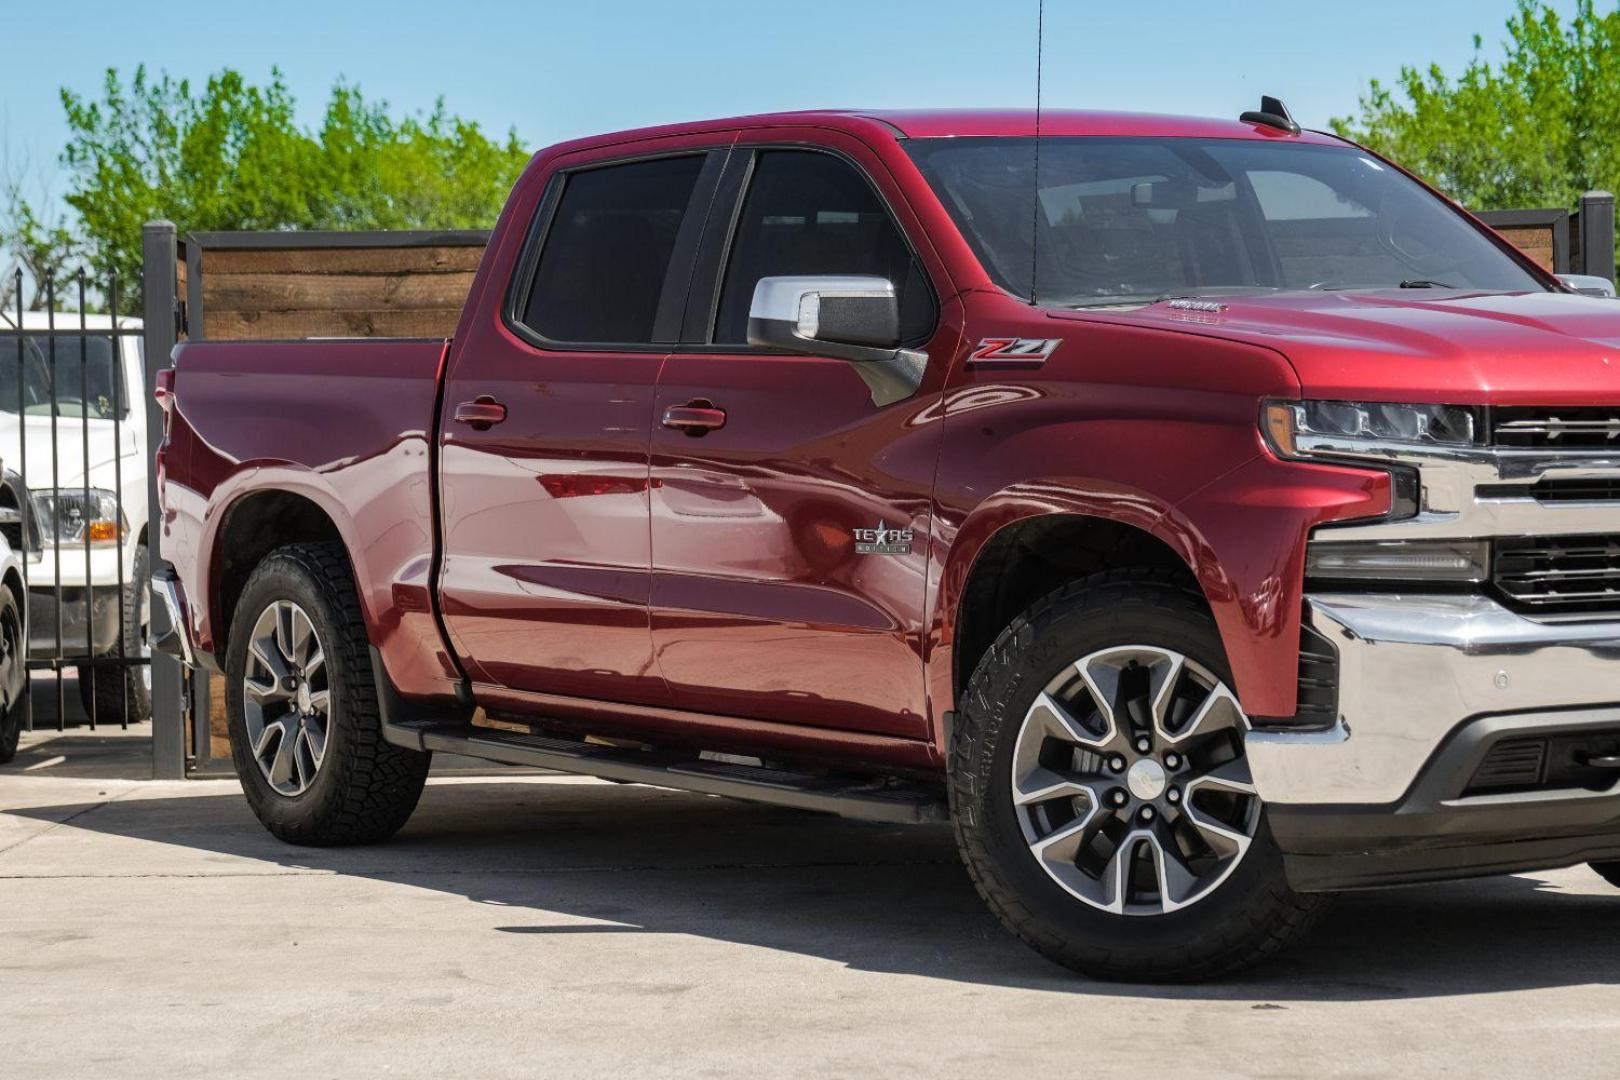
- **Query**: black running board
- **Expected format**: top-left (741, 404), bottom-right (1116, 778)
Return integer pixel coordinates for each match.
top-left (400, 721), bottom-right (947, 824)
top-left (368, 648), bottom-right (945, 824)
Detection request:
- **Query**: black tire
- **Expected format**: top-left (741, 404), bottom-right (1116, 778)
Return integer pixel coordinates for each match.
top-left (79, 543), bottom-right (153, 724)
top-left (225, 541), bottom-right (430, 845)
top-left (1592, 863), bottom-right (1620, 888)
top-left (951, 568), bottom-right (1326, 982)
top-left (0, 584), bottom-right (25, 765)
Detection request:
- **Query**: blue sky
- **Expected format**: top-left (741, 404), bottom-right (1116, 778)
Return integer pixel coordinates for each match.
top-left (0, 0), bottom-right (1588, 207)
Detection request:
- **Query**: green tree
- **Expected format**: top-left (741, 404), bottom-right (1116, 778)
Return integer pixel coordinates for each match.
top-left (1, 198), bottom-right (81, 311)
top-left (1333, 0), bottom-right (1620, 212)
top-left (2, 147), bottom-right (83, 312)
top-left (58, 66), bottom-right (530, 305)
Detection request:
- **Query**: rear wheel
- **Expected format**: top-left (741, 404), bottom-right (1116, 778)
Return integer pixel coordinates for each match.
top-left (0, 585), bottom-right (25, 764)
top-left (1592, 863), bottom-right (1620, 888)
top-left (951, 569), bottom-right (1325, 982)
top-left (226, 542), bottom-right (429, 845)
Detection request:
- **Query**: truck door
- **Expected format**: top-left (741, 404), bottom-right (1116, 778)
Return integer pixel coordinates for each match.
top-left (648, 138), bottom-right (955, 739)
top-left (438, 147), bottom-right (726, 706)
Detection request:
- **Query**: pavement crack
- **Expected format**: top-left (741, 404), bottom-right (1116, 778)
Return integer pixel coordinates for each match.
top-left (0, 785), bottom-right (142, 859)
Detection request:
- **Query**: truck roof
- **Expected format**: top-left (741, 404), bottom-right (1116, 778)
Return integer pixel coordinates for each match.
top-left (548, 108), bottom-right (1348, 155)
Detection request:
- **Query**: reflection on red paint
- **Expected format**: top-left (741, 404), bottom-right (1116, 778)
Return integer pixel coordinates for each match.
top-left (539, 475), bottom-right (654, 499)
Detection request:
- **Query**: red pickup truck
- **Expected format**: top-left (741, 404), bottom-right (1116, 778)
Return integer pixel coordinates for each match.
top-left (154, 99), bottom-right (1620, 981)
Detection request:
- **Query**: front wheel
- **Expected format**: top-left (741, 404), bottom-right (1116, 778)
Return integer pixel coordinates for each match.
top-left (225, 542), bottom-right (430, 845)
top-left (1592, 863), bottom-right (1620, 888)
top-left (951, 569), bottom-right (1325, 982)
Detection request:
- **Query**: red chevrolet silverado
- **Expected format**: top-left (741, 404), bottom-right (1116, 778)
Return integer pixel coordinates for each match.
top-left (153, 99), bottom-right (1620, 981)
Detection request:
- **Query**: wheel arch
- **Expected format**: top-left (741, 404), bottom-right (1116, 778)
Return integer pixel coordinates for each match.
top-left (208, 486), bottom-right (348, 660)
top-left (932, 482), bottom-right (1245, 755)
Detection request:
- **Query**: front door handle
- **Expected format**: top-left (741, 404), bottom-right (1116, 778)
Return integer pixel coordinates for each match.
top-left (662, 401), bottom-right (726, 436)
top-left (454, 395), bottom-right (507, 431)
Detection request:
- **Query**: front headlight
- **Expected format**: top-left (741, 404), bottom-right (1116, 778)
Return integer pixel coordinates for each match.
top-left (30, 488), bottom-right (127, 547)
top-left (1263, 400), bottom-right (1479, 457)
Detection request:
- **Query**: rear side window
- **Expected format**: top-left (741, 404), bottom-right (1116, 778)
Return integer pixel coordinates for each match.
top-left (714, 150), bottom-right (935, 345)
top-left (521, 155), bottom-right (706, 344)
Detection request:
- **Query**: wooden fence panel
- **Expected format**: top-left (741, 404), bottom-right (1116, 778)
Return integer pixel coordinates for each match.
top-left (187, 231), bottom-right (490, 341)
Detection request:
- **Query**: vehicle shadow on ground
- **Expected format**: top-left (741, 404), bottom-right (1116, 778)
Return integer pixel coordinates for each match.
top-left (4, 776), bottom-right (1616, 1001)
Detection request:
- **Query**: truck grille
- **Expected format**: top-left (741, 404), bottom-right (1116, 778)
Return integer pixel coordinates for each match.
top-left (1493, 407), bottom-right (1620, 449)
top-left (1494, 534), bottom-right (1620, 614)
top-left (1527, 477), bottom-right (1620, 502)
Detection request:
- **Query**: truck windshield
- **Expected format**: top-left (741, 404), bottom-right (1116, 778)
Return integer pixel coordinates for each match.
top-left (905, 137), bottom-right (1545, 306)
top-left (0, 336), bottom-right (126, 420)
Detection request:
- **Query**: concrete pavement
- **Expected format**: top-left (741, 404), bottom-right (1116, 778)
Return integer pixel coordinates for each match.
top-left (2, 726), bottom-right (1618, 1079)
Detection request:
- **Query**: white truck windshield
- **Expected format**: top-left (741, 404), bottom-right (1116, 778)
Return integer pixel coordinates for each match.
top-left (0, 337), bottom-right (126, 420)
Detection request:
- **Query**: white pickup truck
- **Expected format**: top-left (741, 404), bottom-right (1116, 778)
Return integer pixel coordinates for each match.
top-left (0, 311), bottom-right (149, 722)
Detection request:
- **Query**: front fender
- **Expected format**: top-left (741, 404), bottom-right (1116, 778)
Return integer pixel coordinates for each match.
top-left (929, 446), bottom-right (1389, 733)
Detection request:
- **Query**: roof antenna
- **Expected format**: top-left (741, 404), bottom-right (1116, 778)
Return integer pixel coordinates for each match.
top-left (1029, 0), bottom-right (1045, 305)
top-left (1241, 95), bottom-right (1301, 135)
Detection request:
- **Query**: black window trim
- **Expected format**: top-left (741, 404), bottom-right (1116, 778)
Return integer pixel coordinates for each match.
top-left (502, 146), bottom-right (731, 353)
top-left (681, 142), bottom-right (942, 355)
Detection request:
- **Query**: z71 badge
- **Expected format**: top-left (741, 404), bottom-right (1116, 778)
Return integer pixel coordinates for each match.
top-left (969, 337), bottom-right (1061, 364)
top-left (853, 521), bottom-right (914, 556)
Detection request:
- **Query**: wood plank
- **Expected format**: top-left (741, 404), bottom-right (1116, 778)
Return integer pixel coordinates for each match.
top-left (203, 271), bottom-right (478, 312)
top-left (203, 307), bottom-right (462, 340)
top-left (1495, 225), bottom-right (1555, 271)
top-left (207, 676), bottom-right (228, 761)
top-left (203, 245), bottom-right (486, 276)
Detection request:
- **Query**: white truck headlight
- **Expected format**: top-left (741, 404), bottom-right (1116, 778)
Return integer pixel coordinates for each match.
top-left (31, 488), bottom-right (127, 547)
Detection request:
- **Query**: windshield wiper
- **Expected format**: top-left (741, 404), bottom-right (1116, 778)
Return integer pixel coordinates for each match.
top-left (1399, 279), bottom-right (1454, 289)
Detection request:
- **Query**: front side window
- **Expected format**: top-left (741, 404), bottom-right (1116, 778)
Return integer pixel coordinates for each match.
top-left (906, 137), bottom-right (1545, 306)
top-left (520, 154), bottom-right (706, 344)
top-left (714, 150), bottom-right (935, 344)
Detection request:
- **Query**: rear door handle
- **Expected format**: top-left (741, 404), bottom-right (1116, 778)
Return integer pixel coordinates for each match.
top-left (454, 395), bottom-right (507, 431)
top-left (662, 402), bottom-right (726, 436)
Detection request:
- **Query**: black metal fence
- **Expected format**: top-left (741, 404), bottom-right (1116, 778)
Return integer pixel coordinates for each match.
top-left (2, 267), bottom-right (151, 734)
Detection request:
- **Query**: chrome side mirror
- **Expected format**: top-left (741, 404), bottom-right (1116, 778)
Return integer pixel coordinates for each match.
top-left (1558, 273), bottom-right (1617, 297)
top-left (746, 275), bottom-right (925, 406)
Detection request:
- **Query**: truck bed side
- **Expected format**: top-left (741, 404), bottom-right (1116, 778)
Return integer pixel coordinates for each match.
top-left (160, 337), bottom-right (460, 703)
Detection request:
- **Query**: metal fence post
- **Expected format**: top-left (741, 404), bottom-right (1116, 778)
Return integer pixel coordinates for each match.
top-left (142, 221), bottom-right (186, 780)
top-left (1578, 191), bottom-right (1616, 284)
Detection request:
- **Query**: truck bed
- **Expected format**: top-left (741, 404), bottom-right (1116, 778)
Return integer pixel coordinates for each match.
top-left (161, 336), bottom-right (455, 702)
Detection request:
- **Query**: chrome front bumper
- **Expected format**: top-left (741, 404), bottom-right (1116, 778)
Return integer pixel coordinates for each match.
top-left (1248, 592), bottom-right (1620, 806)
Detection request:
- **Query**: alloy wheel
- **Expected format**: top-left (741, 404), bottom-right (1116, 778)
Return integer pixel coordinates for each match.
top-left (1010, 644), bottom-right (1261, 916)
top-left (242, 600), bottom-right (330, 797)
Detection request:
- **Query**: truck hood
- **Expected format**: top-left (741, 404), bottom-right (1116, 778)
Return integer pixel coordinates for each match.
top-left (0, 414), bottom-right (141, 490)
top-left (1074, 290), bottom-right (1620, 405)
